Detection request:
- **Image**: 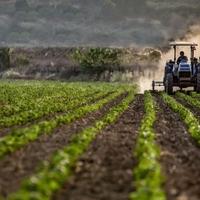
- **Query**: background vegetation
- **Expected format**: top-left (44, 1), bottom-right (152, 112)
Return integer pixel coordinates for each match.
top-left (0, 48), bottom-right (10, 71)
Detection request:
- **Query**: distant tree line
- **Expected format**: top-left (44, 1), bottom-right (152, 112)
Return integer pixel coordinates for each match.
top-left (0, 48), bottom-right (10, 71)
top-left (73, 48), bottom-right (121, 73)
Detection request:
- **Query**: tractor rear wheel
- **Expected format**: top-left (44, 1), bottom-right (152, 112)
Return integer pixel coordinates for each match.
top-left (196, 73), bottom-right (200, 93)
top-left (165, 73), bottom-right (173, 95)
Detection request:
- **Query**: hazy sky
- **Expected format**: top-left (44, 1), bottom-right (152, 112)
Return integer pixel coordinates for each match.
top-left (0, 0), bottom-right (200, 47)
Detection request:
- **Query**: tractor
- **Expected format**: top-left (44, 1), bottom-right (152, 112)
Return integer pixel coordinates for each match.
top-left (152, 42), bottom-right (200, 94)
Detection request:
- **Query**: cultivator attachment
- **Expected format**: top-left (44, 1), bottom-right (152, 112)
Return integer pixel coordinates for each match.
top-left (152, 80), bottom-right (164, 91)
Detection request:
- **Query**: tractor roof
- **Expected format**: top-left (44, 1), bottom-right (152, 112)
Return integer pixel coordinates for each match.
top-left (170, 42), bottom-right (198, 47)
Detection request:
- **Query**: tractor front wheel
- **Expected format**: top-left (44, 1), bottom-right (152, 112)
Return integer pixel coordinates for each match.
top-left (196, 73), bottom-right (200, 93)
top-left (165, 73), bottom-right (173, 95)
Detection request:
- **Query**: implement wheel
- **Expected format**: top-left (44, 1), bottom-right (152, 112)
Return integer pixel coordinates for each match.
top-left (165, 74), bottom-right (173, 95)
top-left (152, 81), bottom-right (155, 91)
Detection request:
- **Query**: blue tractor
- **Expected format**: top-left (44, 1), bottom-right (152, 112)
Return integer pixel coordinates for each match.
top-left (152, 42), bottom-right (200, 94)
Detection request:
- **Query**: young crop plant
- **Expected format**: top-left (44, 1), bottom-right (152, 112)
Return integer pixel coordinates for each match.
top-left (191, 92), bottom-right (200, 99)
top-left (176, 92), bottom-right (200, 109)
top-left (162, 93), bottom-right (200, 144)
top-left (7, 89), bottom-right (136, 200)
top-left (0, 81), bottom-right (134, 128)
top-left (0, 87), bottom-right (92, 118)
top-left (0, 89), bottom-right (108, 127)
top-left (0, 81), bottom-right (120, 126)
top-left (0, 89), bottom-right (128, 159)
top-left (130, 91), bottom-right (166, 200)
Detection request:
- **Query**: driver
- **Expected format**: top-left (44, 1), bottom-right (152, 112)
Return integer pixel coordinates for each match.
top-left (177, 51), bottom-right (188, 64)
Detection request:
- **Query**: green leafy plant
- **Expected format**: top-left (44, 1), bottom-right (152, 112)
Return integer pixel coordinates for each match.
top-left (0, 82), bottom-right (124, 126)
top-left (162, 93), bottom-right (200, 144)
top-left (190, 92), bottom-right (200, 99)
top-left (130, 91), bottom-right (166, 200)
top-left (0, 88), bottom-right (127, 159)
top-left (176, 92), bottom-right (200, 108)
top-left (0, 90), bottom-right (103, 127)
top-left (7, 89), bottom-right (136, 200)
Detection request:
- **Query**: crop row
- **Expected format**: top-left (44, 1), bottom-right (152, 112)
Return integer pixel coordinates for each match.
top-left (130, 91), bottom-right (166, 200)
top-left (190, 92), bottom-right (200, 99)
top-left (0, 81), bottom-right (130, 127)
top-left (0, 81), bottom-right (125, 106)
top-left (176, 92), bottom-right (200, 109)
top-left (0, 87), bottom-right (76, 117)
top-left (0, 82), bottom-right (116, 120)
top-left (0, 88), bottom-right (130, 159)
top-left (7, 88), bottom-right (136, 200)
top-left (161, 93), bottom-right (200, 145)
top-left (0, 89), bottom-right (108, 128)
top-left (0, 81), bottom-right (121, 116)
top-left (0, 81), bottom-right (74, 106)
top-left (0, 90), bottom-right (91, 118)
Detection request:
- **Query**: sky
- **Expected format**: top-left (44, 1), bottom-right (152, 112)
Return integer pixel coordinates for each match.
top-left (0, 0), bottom-right (200, 47)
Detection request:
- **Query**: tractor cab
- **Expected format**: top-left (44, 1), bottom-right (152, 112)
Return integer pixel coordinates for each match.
top-left (152, 42), bottom-right (200, 94)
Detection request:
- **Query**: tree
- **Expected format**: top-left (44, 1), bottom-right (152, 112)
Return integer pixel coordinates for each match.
top-left (0, 48), bottom-right (10, 71)
top-left (73, 48), bottom-right (121, 73)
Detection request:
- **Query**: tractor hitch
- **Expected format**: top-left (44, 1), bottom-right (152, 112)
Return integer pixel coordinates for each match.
top-left (152, 80), bottom-right (164, 91)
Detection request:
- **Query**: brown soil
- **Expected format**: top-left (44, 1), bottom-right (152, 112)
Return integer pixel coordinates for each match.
top-left (154, 94), bottom-right (200, 200)
top-left (0, 93), bottom-right (126, 198)
top-left (53, 95), bottom-right (144, 200)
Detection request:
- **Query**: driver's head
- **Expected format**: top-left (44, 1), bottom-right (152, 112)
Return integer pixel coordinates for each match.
top-left (180, 51), bottom-right (184, 56)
